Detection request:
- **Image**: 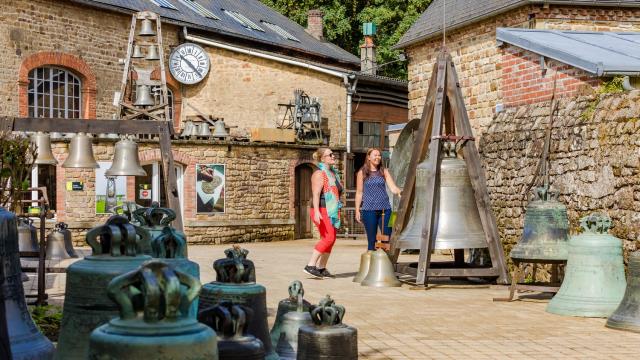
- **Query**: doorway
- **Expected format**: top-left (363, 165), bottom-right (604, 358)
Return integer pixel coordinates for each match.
top-left (295, 163), bottom-right (315, 239)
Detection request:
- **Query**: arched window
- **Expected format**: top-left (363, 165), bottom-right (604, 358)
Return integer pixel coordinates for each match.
top-left (28, 67), bottom-right (82, 118)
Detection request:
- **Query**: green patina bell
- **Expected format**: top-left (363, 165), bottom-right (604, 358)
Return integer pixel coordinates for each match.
top-left (510, 186), bottom-right (569, 261)
top-left (275, 289), bottom-right (314, 359)
top-left (134, 203), bottom-right (176, 254)
top-left (546, 214), bottom-right (626, 317)
top-left (198, 246), bottom-right (278, 360)
top-left (56, 215), bottom-right (152, 360)
top-left (297, 295), bottom-right (358, 360)
top-left (606, 251), bottom-right (640, 333)
top-left (151, 226), bottom-right (200, 318)
top-left (199, 302), bottom-right (265, 359)
top-left (89, 260), bottom-right (218, 359)
top-left (270, 280), bottom-right (311, 348)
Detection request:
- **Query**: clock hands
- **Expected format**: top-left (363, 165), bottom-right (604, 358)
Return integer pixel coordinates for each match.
top-left (179, 54), bottom-right (202, 77)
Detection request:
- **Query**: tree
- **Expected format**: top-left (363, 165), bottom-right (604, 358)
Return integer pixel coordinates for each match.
top-left (261, 0), bottom-right (433, 79)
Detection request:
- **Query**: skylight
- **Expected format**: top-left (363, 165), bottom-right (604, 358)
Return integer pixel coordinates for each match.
top-left (223, 10), bottom-right (264, 32)
top-left (178, 0), bottom-right (220, 20)
top-left (150, 0), bottom-right (177, 10)
top-left (262, 21), bottom-right (299, 42)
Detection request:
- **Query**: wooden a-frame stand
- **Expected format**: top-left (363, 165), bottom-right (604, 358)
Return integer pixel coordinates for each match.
top-left (388, 50), bottom-right (509, 286)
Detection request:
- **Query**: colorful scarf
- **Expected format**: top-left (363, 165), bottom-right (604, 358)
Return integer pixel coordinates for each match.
top-left (318, 162), bottom-right (342, 229)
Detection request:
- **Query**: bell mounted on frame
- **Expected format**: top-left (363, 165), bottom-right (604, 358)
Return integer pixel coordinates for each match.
top-left (133, 84), bottom-right (155, 107)
top-left (145, 45), bottom-right (160, 60)
top-left (31, 131), bottom-right (57, 165)
top-left (131, 44), bottom-right (144, 58)
top-left (138, 18), bottom-right (156, 36)
top-left (62, 132), bottom-right (99, 168)
top-left (105, 138), bottom-right (147, 177)
top-left (212, 120), bottom-right (230, 138)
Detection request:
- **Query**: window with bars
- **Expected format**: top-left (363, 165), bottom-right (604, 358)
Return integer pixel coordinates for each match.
top-left (28, 67), bottom-right (81, 118)
top-left (150, 0), bottom-right (177, 10)
top-left (262, 21), bottom-right (299, 42)
top-left (178, 0), bottom-right (219, 19)
top-left (224, 10), bottom-right (264, 32)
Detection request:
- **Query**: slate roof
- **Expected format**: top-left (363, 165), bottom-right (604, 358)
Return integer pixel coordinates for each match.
top-left (70, 0), bottom-right (359, 67)
top-left (396, 0), bottom-right (640, 49)
top-left (497, 28), bottom-right (640, 76)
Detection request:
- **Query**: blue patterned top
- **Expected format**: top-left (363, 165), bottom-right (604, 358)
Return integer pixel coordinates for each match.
top-left (361, 171), bottom-right (391, 211)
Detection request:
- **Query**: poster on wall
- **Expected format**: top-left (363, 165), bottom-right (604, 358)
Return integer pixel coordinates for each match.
top-left (196, 164), bottom-right (225, 213)
top-left (95, 161), bottom-right (127, 214)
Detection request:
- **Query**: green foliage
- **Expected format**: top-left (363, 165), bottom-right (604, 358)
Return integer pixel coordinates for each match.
top-left (598, 76), bottom-right (625, 94)
top-left (30, 305), bottom-right (63, 341)
top-left (0, 132), bottom-right (36, 211)
top-left (260, 0), bottom-right (433, 79)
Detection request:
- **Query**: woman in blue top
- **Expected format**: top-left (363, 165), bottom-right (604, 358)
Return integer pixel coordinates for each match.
top-left (355, 148), bottom-right (402, 251)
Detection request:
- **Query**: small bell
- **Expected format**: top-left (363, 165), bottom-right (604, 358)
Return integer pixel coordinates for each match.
top-left (62, 133), bottom-right (99, 168)
top-left (32, 132), bottom-right (58, 165)
top-left (212, 120), bottom-right (229, 138)
top-left (46, 223), bottom-right (71, 260)
top-left (352, 250), bottom-right (373, 283)
top-left (197, 122), bottom-right (212, 137)
top-left (106, 138), bottom-right (147, 177)
top-left (270, 280), bottom-right (311, 348)
top-left (131, 45), bottom-right (144, 58)
top-left (606, 251), bottom-right (640, 333)
top-left (134, 85), bottom-right (155, 106)
top-left (146, 45), bottom-right (160, 60)
top-left (138, 18), bottom-right (156, 36)
top-left (275, 291), bottom-right (313, 359)
top-left (17, 218), bottom-right (39, 253)
top-left (360, 249), bottom-right (401, 287)
top-left (57, 222), bottom-right (79, 258)
top-left (180, 120), bottom-right (196, 137)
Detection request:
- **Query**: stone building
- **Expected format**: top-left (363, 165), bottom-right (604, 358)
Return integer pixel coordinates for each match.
top-left (0, 0), bottom-right (407, 243)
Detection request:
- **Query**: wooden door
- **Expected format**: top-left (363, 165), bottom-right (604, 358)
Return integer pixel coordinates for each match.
top-left (295, 164), bottom-right (314, 239)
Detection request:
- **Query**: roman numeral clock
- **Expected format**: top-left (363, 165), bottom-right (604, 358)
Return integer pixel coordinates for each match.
top-left (169, 43), bottom-right (210, 85)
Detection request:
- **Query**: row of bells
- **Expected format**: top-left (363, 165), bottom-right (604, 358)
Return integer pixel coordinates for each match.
top-left (18, 219), bottom-right (78, 260)
top-left (180, 119), bottom-right (230, 138)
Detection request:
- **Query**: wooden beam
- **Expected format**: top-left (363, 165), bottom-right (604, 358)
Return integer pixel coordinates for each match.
top-left (3, 117), bottom-right (171, 135)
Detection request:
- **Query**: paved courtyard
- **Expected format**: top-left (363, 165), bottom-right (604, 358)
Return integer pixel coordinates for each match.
top-left (29, 238), bottom-right (640, 359)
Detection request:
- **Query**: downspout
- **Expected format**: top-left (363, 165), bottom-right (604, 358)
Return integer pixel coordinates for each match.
top-left (344, 77), bottom-right (357, 154)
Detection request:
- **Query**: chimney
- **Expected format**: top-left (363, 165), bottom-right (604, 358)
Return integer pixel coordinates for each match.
top-left (360, 23), bottom-right (377, 75)
top-left (306, 9), bottom-right (324, 40)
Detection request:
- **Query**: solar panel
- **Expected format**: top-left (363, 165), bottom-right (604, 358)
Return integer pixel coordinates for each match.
top-left (262, 21), bottom-right (299, 42)
top-left (224, 10), bottom-right (264, 32)
top-left (150, 0), bottom-right (177, 10)
top-left (178, 0), bottom-right (219, 20)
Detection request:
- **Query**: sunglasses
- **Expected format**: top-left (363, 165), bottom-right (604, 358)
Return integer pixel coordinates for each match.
top-left (324, 153), bottom-right (336, 158)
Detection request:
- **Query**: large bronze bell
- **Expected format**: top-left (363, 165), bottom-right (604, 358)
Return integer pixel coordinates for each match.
top-left (105, 138), bottom-right (147, 177)
top-left (32, 131), bottom-right (57, 165)
top-left (0, 207), bottom-right (55, 360)
top-left (397, 145), bottom-right (487, 250)
top-left (275, 290), bottom-right (314, 359)
top-left (151, 226), bottom-right (200, 318)
top-left (352, 250), bottom-right (373, 283)
top-left (199, 302), bottom-right (266, 360)
top-left (134, 204), bottom-right (176, 247)
top-left (88, 260), bottom-right (218, 359)
top-left (134, 85), bottom-right (155, 107)
top-left (546, 214), bottom-right (626, 318)
top-left (138, 18), bottom-right (156, 36)
top-left (606, 251), bottom-right (640, 332)
top-left (55, 215), bottom-right (152, 359)
top-left (45, 223), bottom-right (71, 260)
top-left (17, 218), bottom-right (38, 253)
top-left (61, 133), bottom-right (99, 168)
top-left (297, 295), bottom-right (358, 360)
top-left (270, 280), bottom-right (311, 348)
top-left (361, 249), bottom-right (401, 287)
top-left (198, 246), bottom-right (278, 360)
top-left (510, 186), bottom-right (569, 261)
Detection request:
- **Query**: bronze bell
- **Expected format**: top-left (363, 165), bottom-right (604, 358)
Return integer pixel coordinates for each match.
top-left (510, 186), bottom-right (569, 261)
top-left (275, 290), bottom-right (314, 359)
top-left (32, 131), bottom-right (57, 165)
top-left (18, 217), bottom-right (39, 253)
top-left (397, 143), bottom-right (487, 250)
top-left (0, 208), bottom-right (56, 359)
top-left (180, 120), bottom-right (196, 137)
top-left (56, 222), bottom-right (79, 258)
top-left (360, 249), bottom-right (401, 287)
top-left (131, 44), bottom-right (144, 58)
top-left (352, 250), bottom-right (373, 283)
top-left (198, 122), bottom-right (212, 137)
top-left (62, 132), bottom-right (99, 168)
top-left (270, 280), bottom-right (311, 348)
top-left (46, 222), bottom-right (71, 260)
top-left (199, 302), bottom-right (266, 360)
top-left (138, 18), bottom-right (156, 36)
top-left (133, 203), bottom-right (175, 253)
top-left (297, 295), bottom-right (358, 360)
top-left (607, 250), bottom-right (640, 332)
top-left (146, 45), bottom-right (160, 60)
top-left (55, 215), bottom-right (152, 359)
top-left (105, 138), bottom-right (147, 177)
top-left (212, 120), bottom-right (230, 138)
top-left (198, 246), bottom-right (278, 360)
top-left (88, 260), bottom-right (218, 359)
top-left (134, 84), bottom-right (155, 106)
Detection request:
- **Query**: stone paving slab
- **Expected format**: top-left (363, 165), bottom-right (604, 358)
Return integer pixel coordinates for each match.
top-left (34, 238), bottom-right (640, 359)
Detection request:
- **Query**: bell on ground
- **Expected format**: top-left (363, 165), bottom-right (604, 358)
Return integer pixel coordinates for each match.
top-left (138, 18), bottom-right (156, 36)
top-left (18, 218), bottom-right (39, 253)
top-left (56, 216), bottom-right (152, 359)
top-left (510, 186), bottom-right (569, 261)
top-left (397, 144), bottom-right (487, 250)
top-left (134, 84), bottom-right (155, 106)
top-left (198, 246), bottom-right (278, 360)
top-left (131, 45), bottom-right (144, 58)
top-left (275, 290), bottom-right (313, 359)
top-left (146, 45), bottom-right (160, 60)
top-left (352, 250), bottom-right (374, 283)
top-left (199, 302), bottom-right (265, 360)
top-left (105, 138), bottom-right (147, 177)
top-left (297, 295), bottom-right (358, 360)
top-left (180, 120), bottom-right (196, 137)
top-left (46, 223), bottom-right (71, 260)
top-left (0, 208), bottom-right (56, 360)
top-left (134, 204), bottom-right (176, 252)
top-left (62, 132), bottom-right (99, 168)
top-left (606, 251), bottom-right (640, 332)
top-left (361, 249), bottom-right (401, 287)
top-left (546, 214), bottom-right (626, 318)
top-left (212, 120), bottom-right (229, 138)
top-left (270, 280), bottom-right (311, 348)
top-left (198, 122), bottom-right (212, 137)
top-left (32, 132), bottom-right (57, 165)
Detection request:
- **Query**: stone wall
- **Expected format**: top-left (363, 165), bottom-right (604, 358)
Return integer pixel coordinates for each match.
top-left (480, 91), bottom-right (640, 261)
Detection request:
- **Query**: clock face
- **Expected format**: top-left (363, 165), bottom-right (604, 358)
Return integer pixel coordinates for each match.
top-left (169, 43), bottom-right (210, 85)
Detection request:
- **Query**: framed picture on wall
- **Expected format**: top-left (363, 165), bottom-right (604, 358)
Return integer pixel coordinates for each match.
top-left (95, 161), bottom-right (127, 214)
top-left (196, 164), bottom-right (225, 213)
